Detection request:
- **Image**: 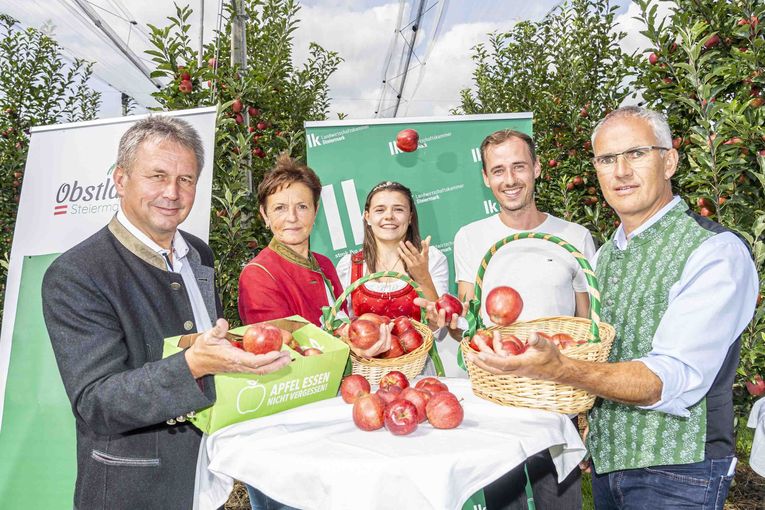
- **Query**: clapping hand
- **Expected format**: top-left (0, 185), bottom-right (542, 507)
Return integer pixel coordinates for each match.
top-left (399, 235), bottom-right (431, 282)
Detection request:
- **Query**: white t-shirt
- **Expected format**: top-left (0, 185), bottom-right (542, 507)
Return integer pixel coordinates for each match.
top-left (454, 213), bottom-right (596, 324)
top-left (336, 246), bottom-right (449, 302)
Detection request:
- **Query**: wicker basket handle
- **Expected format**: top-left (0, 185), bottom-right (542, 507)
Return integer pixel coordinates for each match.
top-left (321, 270), bottom-right (445, 376)
top-left (466, 232), bottom-right (603, 344)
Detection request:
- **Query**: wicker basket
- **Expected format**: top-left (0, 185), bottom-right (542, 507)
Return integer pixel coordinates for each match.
top-left (460, 232), bottom-right (616, 414)
top-left (321, 271), bottom-right (444, 385)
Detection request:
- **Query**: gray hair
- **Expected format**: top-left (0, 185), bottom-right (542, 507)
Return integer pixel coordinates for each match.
top-left (117, 115), bottom-right (204, 175)
top-left (591, 106), bottom-right (673, 149)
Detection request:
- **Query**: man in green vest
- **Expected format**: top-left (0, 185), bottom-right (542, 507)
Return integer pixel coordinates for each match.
top-left (467, 106), bottom-right (758, 509)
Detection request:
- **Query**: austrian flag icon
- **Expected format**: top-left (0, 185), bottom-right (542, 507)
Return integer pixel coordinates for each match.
top-left (53, 205), bottom-right (67, 216)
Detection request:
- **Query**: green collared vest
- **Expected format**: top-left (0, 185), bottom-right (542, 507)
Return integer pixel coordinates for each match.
top-left (587, 200), bottom-right (735, 473)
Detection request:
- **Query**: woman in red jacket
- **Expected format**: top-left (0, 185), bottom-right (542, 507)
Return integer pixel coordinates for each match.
top-left (238, 154), bottom-right (391, 359)
top-left (238, 154), bottom-right (390, 510)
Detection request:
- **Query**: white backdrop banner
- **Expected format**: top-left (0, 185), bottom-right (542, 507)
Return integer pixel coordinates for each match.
top-left (0, 106), bottom-right (218, 426)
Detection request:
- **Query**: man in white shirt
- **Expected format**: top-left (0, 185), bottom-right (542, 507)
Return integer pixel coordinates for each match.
top-left (454, 129), bottom-right (595, 509)
top-left (42, 116), bottom-right (291, 509)
top-left (468, 107), bottom-right (758, 509)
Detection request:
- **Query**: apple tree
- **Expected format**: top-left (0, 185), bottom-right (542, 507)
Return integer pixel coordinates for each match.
top-left (0, 14), bottom-right (101, 323)
top-left (146, 1), bottom-right (340, 321)
top-left (633, 0), bottom-right (765, 412)
top-left (456, 0), bottom-right (637, 243)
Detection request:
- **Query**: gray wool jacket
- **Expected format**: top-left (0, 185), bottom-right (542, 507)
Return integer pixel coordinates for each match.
top-left (42, 217), bottom-right (220, 510)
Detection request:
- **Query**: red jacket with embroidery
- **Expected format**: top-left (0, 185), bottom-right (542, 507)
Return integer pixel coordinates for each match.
top-left (350, 251), bottom-right (420, 320)
top-left (238, 247), bottom-right (344, 327)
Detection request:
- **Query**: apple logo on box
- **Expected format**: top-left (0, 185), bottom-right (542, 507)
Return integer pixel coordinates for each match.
top-left (237, 380), bottom-right (266, 414)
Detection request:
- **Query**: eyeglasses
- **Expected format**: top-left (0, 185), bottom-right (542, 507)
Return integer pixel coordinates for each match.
top-left (592, 146), bottom-right (670, 171)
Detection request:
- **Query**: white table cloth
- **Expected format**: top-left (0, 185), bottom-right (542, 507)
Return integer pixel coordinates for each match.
top-left (748, 397), bottom-right (765, 477)
top-left (193, 378), bottom-right (586, 510)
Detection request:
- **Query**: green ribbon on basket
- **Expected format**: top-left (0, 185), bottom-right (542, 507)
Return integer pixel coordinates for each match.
top-left (457, 297), bottom-right (484, 371)
top-left (458, 231), bottom-right (605, 372)
top-left (321, 270), bottom-right (445, 377)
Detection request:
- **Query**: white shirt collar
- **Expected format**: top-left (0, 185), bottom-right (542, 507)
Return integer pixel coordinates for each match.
top-left (613, 195), bottom-right (681, 250)
top-left (116, 209), bottom-right (189, 261)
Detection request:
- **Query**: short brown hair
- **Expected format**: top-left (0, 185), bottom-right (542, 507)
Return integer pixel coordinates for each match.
top-left (257, 152), bottom-right (322, 209)
top-left (479, 129), bottom-right (537, 170)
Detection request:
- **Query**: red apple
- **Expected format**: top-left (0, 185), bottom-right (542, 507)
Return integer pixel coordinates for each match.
top-left (746, 375), bottom-right (765, 396)
top-left (384, 399), bottom-right (419, 435)
top-left (207, 57), bottom-right (218, 68)
top-left (573, 176), bottom-right (584, 186)
top-left (414, 377), bottom-right (449, 396)
top-left (398, 328), bottom-right (424, 353)
top-left (376, 385), bottom-right (402, 405)
top-left (179, 80), bottom-right (193, 94)
top-left (391, 316), bottom-right (415, 336)
top-left (302, 347), bottom-right (322, 356)
top-left (648, 52), bottom-right (659, 64)
top-left (340, 375), bottom-right (371, 404)
top-left (399, 388), bottom-right (431, 422)
top-left (353, 393), bottom-right (385, 431)
top-left (426, 392), bottom-right (464, 429)
top-left (242, 323), bottom-right (283, 355)
top-left (552, 333), bottom-right (576, 349)
top-left (280, 329), bottom-right (301, 352)
top-left (257, 121), bottom-right (268, 131)
top-left (349, 319), bottom-right (380, 349)
top-left (378, 335), bottom-right (404, 359)
top-left (358, 312), bottom-right (390, 325)
top-left (703, 34), bottom-right (720, 49)
top-left (470, 330), bottom-right (493, 351)
top-left (435, 293), bottom-right (462, 319)
top-left (333, 322), bottom-right (350, 338)
top-left (395, 128), bottom-right (419, 152)
top-left (379, 371), bottom-right (409, 391)
top-left (232, 98), bottom-right (243, 113)
top-left (485, 286), bottom-right (524, 326)
top-left (548, 159), bottom-right (558, 168)
top-left (248, 106), bottom-right (260, 117)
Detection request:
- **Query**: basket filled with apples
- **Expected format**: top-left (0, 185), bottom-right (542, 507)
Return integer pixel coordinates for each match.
top-left (321, 271), bottom-right (444, 385)
top-left (460, 232), bottom-right (616, 414)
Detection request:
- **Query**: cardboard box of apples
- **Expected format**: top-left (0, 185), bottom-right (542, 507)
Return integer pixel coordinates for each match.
top-left (163, 315), bottom-right (350, 434)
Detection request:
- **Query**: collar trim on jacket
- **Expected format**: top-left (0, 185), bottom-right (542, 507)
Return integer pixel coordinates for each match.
top-left (107, 215), bottom-right (167, 271)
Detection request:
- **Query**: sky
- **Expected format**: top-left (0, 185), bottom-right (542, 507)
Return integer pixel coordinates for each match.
top-left (0, 0), bottom-right (658, 121)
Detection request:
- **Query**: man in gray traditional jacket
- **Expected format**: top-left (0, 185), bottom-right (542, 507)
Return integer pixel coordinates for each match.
top-left (42, 116), bottom-right (291, 510)
top-left (468, 106), bottom-right (758, 509)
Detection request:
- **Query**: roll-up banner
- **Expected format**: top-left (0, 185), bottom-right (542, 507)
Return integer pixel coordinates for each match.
top-left (0, 107), bottom-right (218, 506)
top-left (305, 113), bottom-right (534, 292)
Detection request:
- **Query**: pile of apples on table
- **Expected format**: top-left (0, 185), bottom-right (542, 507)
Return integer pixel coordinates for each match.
top-left (340, 372), bottom-right (464, 436)
top-left (337, 313), bottom-right (425, 359)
